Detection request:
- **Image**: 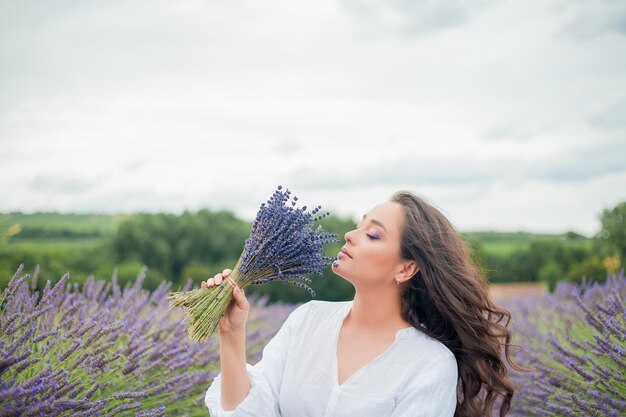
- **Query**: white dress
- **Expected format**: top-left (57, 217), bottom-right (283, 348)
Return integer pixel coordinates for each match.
top-left (205, 300), bottom-right (458, 417)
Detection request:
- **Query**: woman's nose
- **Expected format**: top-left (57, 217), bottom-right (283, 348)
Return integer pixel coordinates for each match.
top-left (344, 228), bottom-right (355, 244)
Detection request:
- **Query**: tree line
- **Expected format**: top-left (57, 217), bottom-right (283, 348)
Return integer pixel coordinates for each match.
top-left (1, 202), bottom-right (624, 302)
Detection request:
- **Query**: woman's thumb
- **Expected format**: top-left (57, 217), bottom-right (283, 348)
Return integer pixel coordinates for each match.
top-left (233, 286), bottom-right (247, 305)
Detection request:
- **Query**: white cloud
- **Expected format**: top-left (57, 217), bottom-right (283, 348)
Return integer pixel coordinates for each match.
top-left (0, 0), bottom-right (625, 235)
top-left (556, 0), bottom-right (626, 40)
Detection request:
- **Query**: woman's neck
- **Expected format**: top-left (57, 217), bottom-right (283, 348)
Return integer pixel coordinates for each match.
top-left (348, 288), bottom-right (410, 331)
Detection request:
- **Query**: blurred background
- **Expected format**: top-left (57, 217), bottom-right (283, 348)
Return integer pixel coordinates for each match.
top-left (1, 0), bottom-right (625, 302)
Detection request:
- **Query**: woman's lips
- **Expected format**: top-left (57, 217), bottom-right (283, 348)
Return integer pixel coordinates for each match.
top-left (340, 248), bottom-right (352, 259)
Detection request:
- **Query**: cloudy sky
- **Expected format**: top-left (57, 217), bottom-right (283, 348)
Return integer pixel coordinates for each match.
top-left (1, 0), bottom-right (625, 235)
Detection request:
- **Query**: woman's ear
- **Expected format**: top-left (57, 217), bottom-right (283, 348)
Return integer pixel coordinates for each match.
top-left (398, 260), bottom-right (419, 281)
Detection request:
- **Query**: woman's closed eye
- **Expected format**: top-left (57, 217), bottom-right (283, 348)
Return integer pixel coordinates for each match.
top-left (366, 233), bottom-right (380, 240)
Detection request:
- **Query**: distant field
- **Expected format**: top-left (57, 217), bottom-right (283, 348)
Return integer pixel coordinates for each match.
top-left (4, 238), bottom-right (105, 250)
top-left (464, 231), bottom-right (592, 256)
top-left (0, 212), bottom-right (127, 238)
top-left (480, 241), bottom-right (530, 256)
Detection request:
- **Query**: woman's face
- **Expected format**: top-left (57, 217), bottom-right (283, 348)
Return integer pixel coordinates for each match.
top-left (332, 201), bottom-right (407, 286)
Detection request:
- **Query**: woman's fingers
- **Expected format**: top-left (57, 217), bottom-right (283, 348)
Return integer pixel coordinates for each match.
top-left (201, 268), bottom-right (234, 289)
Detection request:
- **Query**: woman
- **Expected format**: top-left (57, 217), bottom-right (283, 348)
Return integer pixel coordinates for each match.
top-left (202, 191), bottom-right (521, 417)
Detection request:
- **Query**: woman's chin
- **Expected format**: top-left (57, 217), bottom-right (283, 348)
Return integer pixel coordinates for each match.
top-left (331, 263), bottom-right (351, 280)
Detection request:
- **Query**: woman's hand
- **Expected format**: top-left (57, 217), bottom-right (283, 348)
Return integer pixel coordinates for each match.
top-left (201, 269), bottom-right (249, 336)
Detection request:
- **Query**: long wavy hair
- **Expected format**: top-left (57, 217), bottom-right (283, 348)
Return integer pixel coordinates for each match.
top-left (391, 191), bottom-right (524, 417)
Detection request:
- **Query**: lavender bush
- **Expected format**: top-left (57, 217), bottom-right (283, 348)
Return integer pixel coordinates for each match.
top-left (0, 264), bottom-right (295, 416)
top-left (169, 185), bottom-right (338, 342)
top-left (505, 270), bottom-right (626, 416)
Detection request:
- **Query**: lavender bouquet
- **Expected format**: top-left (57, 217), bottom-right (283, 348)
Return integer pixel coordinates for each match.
top-left (168, 186), bottom-right (338, 343)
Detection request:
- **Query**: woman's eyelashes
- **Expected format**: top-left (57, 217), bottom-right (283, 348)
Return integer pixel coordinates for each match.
top-left (354, 221), bottom-right (380, 240)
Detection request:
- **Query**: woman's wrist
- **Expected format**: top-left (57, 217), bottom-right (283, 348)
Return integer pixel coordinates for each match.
top-left (218, 327), bottom-right (246, 342)
top-left (218, 329), bottom-right (246, 364)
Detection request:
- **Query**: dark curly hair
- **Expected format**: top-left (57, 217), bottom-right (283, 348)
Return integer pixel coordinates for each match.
top-left (391, 191), bottom-right (524, 417)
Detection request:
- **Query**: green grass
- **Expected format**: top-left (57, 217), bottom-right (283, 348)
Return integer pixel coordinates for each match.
top-left (464, 231), bottom-right (593, 257)
top-left (480, 241), bottom-right (531, 256)
top-left (0, 212), bottom-right (128, 241)
top-left (4, 238), bottom-right (105, 249)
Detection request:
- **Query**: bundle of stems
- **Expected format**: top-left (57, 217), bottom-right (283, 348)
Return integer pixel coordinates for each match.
top-left (168, 186), bottom-right (338, 342)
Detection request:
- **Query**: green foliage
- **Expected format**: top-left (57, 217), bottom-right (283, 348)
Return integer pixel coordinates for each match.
top-left (180, 262), bottom-right (214, 282)
top-left (0, 246), bottom-right (82, 290)
top-left (597, 201), bottom-right (626, 261)
top-left (0, 238), bottom-right (118, 291)
top-left (483, 238), bottom-right (592, 286)
top-left (179, 260), bottom-right (240, 285)
top-left (564, 256), bottom-right (607, 284)
top-left (538, 260), bottom-right (564, 292)
top-left (113, 210), bottom-right (250, 284)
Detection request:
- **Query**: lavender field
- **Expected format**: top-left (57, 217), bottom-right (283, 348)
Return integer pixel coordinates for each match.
top-left (0, 265), bottom-right (297, 416)
top-left (503, 271), bottom-right (626, 416)
top-left (1, 266), bottom-right (624, 416)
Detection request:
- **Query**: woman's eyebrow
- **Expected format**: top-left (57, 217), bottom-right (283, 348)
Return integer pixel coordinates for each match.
top-left (362, 214), bottom-right (387, 232)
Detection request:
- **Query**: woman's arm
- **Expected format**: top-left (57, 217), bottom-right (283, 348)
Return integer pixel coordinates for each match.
top-left (201, 270), bottom-right (252, 413)
top-left (219, 329), bottom-right (251, 411)
top-left (205, 301), bottom-right (313, 417)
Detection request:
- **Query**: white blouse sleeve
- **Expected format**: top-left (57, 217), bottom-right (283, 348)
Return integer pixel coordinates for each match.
top-left (389, 351), bottom-right (458, 417)
top-left (204, 302), bottom-right (312, 417)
